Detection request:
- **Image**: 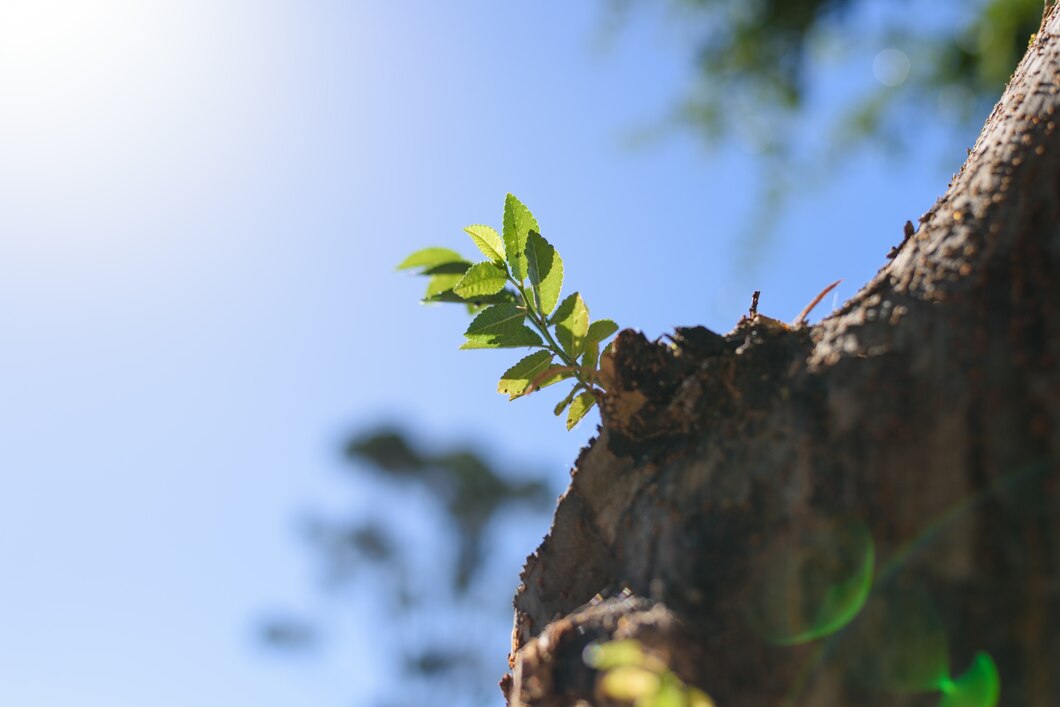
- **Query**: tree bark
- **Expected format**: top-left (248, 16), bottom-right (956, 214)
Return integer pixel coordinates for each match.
top-left (504, 7), bottom-right (1060, 706)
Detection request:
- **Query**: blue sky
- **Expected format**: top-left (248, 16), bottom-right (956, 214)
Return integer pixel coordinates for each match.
top-left (0, 2), bottom-right (979, 706)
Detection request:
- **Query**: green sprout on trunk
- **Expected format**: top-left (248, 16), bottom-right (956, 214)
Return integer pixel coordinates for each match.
top-left (398, 194), bottom-right (619, 430)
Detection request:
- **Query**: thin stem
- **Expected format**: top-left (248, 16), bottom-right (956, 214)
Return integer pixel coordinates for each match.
top-left (792, 279), bottom-right (841, 326)
top-left (505, 275), bottom-right (608, 396)
top-left (509, 276), bottom-right (577, 370)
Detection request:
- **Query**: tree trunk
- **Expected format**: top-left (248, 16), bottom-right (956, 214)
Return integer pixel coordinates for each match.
top-left (503, 7), bottom-right (1060, 706)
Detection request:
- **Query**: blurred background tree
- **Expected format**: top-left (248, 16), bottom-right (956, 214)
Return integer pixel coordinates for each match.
top-left (260, 1), bottom-right (1043, 705)
top-left (605, 0), bottom-right (1042, 145)
top-left (260, 428), bottom-right (557, 707)
top-left (601, 0), bottom-right (1045, 254)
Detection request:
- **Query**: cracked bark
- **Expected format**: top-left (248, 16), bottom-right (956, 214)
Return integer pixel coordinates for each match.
top-left (504, 7), bottom-right (1060, 706)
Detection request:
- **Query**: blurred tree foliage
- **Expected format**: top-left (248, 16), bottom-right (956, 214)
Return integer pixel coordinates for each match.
top-left (603, 0), bottom-right (1045, 254)
top-left (261, 428), bottom-right (554, 707)
top-left (344, 429), bottom-right (552, 591)
top-left (606, 0), bottom-right (1043, 149)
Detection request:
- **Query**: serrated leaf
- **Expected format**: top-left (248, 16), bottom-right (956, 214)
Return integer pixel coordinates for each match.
top-left (586, 319), bottom-right (619, 343)
top-left (422, 261), bottom-right (471, 276)
top-left (497, 350), bottom-right (554, 400)
top-left (397, 247), bottom-right (464, 271)
top-left (581, 340), bottom-right (600, 370)
top-left (525, 231), bottom-right (564, 317)
top-left (465, 303), bottom-right (524, 336)
top-left (464, 224), bottom-right (506, 263)
top-left (460, 326), bottom-right (542, 349)
top-left (553, 386), bottom-right (580, 416)
top-left (425, 273), bottom-right (464, 299)
top-left (462, 304), bottom-right (543, 349)
top-left (566, 392), bottom-right (596, 430)
top-left (553, 292), bottom-right (590, 357)
top-left (465, 294), bottom-right (512, 314)
top-left (533, 365), bottom-right (575, 394)
top-left (453, 261), bottom-right (508, 298)
top-left (425, 289), bottom-right (515, 305)
top-left (502, 193), bottom-right (539, 281)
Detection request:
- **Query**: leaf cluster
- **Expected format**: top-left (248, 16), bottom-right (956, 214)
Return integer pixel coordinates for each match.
top-left (399, 194), bottom-right (620, 430)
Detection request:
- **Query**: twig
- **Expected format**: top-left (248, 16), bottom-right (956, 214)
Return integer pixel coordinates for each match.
top-left (792, 280), bottom-right (841, 326)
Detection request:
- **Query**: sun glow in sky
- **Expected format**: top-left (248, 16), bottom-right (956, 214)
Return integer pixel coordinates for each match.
top-left (2, 1), bottom-right (224, 266)
top-left (0, 1), bottom-right (139, 95)
top-left (0, 1), bottom-right (204, 170)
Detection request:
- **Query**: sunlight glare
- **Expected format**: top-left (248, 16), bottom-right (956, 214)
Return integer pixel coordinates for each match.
top-left (0, 1), bottom-right (144, 107)
top-left (0, 1), bottom-right (226, 266)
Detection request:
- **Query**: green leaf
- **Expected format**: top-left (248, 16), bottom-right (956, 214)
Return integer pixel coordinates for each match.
top-left (553, 386), bottom-right (580, 416)
top-left (502, 193), bottom-right (539, 282)
top-left (397, 247), bottom-right (464, 271)
top-left (464, 224), bottom-right (506, 263)
top-left (528, 365), bottom-right (575, 395)
top-left (687, 687), bottom-right (716, 707)
top-left (460, 327), bottom-right (542, 349)
top-left (650, 681), bottom-right (688, 707)
top-left (465, 303), bottom-right (524, 336)
top-left (425, 289), bottom-right (515, 305)
top-left (553, 292), bottom-right (590, 357)
top-left (418, 261), bottom-right (472, 301)
top-left (498, 350), bottom-right (554, 400)
top-left (465, 293), bottom-right (515, 314)
top-left (583, 640), bottom-right (647, 670)
top-left (462, 304), bottom-right (543, 349)
top-left (599, 667), bottom-right (660, 703)
top-left (525, 231), bottom-right (564, 317)
top-left (422, 261), bottom-right (471, 276)
top-left (582, 340), bottom-right (600, 370)
top-left (425, 273), bottom-right (464, 299)
top-left (566, 392), bottom-right (596, 430)
top-left (453, 261), bottom-right (508, 299)
top-left (587, 319), bottom-right (619, 343)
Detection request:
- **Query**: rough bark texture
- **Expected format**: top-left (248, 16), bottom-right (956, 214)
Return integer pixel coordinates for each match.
top-left (505, 8), bottom-right (1060, 706)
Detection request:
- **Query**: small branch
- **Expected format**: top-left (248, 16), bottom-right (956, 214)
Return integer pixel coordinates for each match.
top-left (792, 280), bottom-right (841, 326)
